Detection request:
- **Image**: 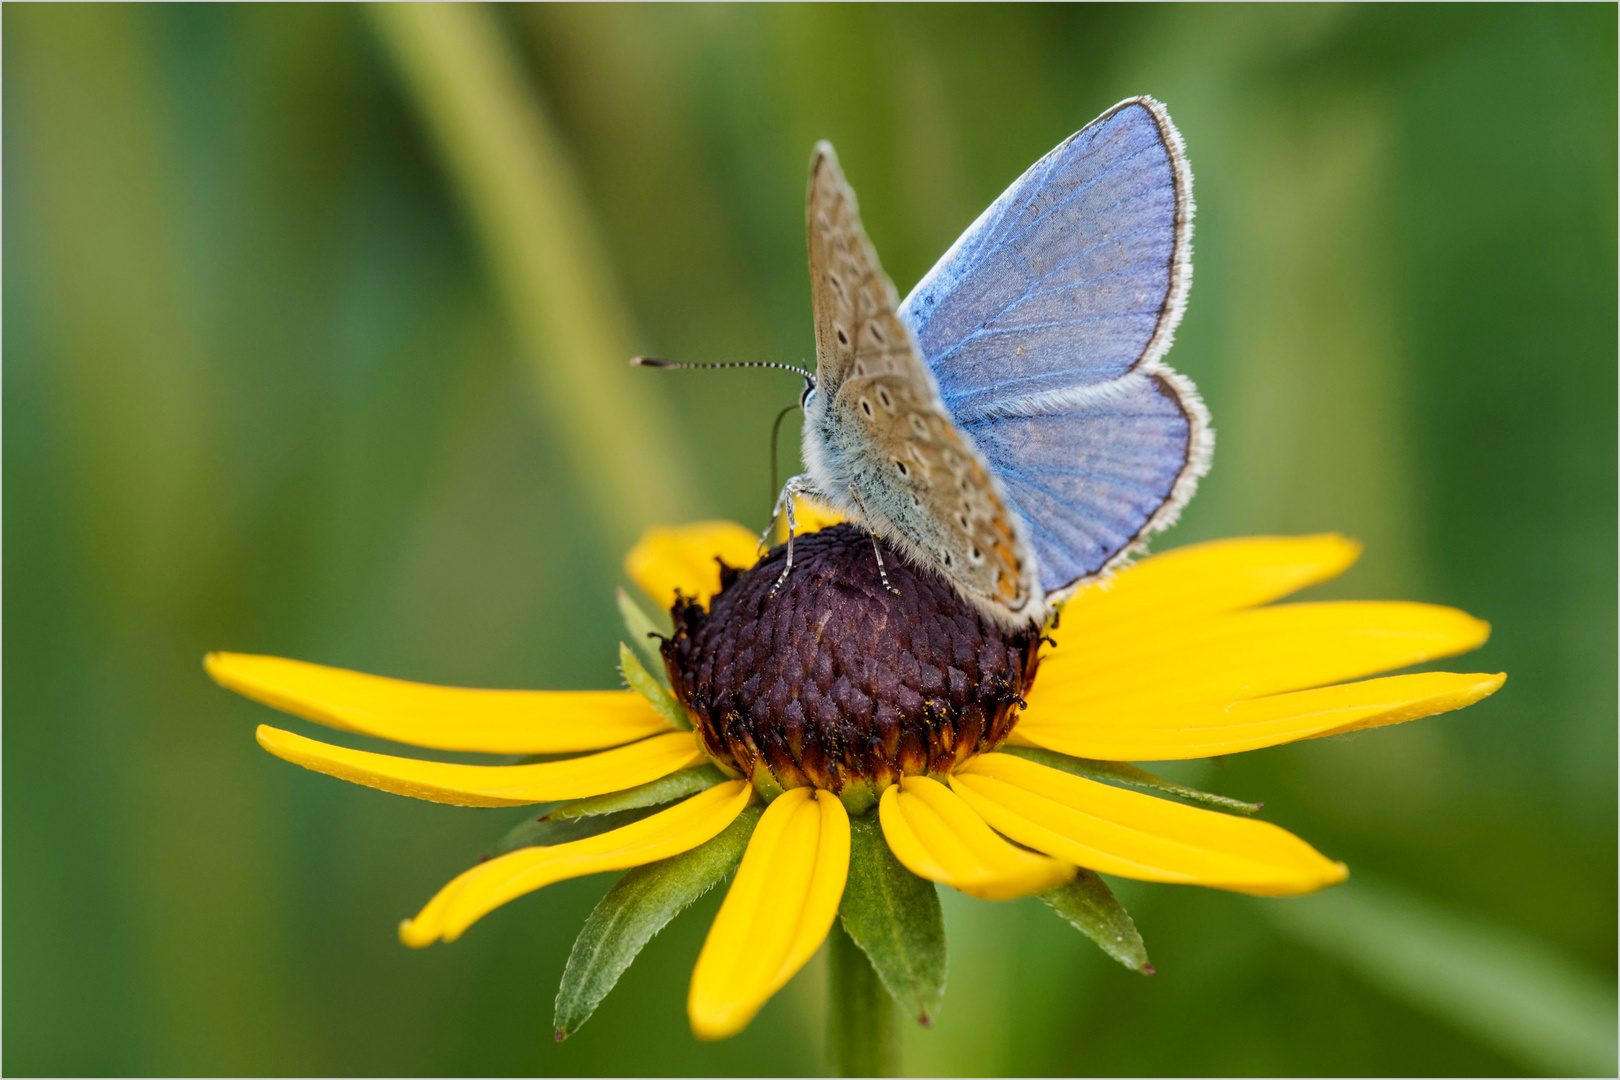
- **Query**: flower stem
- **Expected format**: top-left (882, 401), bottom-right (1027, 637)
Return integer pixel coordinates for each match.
top-left (828, 920), bottom-right (898, 1077)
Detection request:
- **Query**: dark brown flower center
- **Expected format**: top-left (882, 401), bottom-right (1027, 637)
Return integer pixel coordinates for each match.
top-left (662, 523), bottom-right (1041, 807)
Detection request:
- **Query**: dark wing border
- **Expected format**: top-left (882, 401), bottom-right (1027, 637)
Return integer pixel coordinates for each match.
top-left (1059, 365), bottom-right (1213, 601)
top-left (1062, 97), bottom-right (1210, 599)
top-left (1112, 95), bottom-right (1195, 378)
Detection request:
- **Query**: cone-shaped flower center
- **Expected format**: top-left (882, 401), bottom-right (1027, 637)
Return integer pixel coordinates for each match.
top-left (663, 524), bottom-right (1042, 805)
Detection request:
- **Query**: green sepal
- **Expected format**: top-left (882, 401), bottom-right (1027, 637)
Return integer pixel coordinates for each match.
top-left (1041, 869), bottom-right (1153, 974)
top-left (492, 804), bottom-right (660, 856)
top-left (616, 587), bottom-right (670, 679)
top-left (1000, 744), bottom-right (1261, 815)
top-left (547, 764), bottom-right (728, 820)
top-left (553, 804), bottom-right (764, 1039)
top-left (619, 641), bottom-right (690, 731)
top-left (838, 811), bottom-right (947, 1026)
top-left (836, 779), bottom-right (881, 816)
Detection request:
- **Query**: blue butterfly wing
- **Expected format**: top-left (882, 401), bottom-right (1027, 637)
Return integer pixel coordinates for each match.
top-left (900, 98), bottom-right (1189, 417)
top-left (957, 372), bottom-right (1201, 593)
top-left (897, 97), bottom-right (1207, 595)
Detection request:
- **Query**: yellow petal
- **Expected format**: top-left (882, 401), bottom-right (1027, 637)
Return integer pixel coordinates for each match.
top-left (688, 788), bottom-right (849, 1040)
top-left (400, 780), bottom-right (752, 947)
top-left (1298, 671), bottom-right (1506, 738)
top-left (1056, 534), bottom-right (1362, 647)
top-left (876, 776), bottom-right (1074, 901)
top-left (624, 521), bottom-right (761, 610)
top-left (206, 652), bottom-right (672, 753)
top-left (1033, 601), bottom-right (1489, 718)
top-left (953, 754), bottom-right (1346, 896)
top-left (257, 726), bottom-right (705, 807)
top-left (1016, 671), bottom-right (1506, 760)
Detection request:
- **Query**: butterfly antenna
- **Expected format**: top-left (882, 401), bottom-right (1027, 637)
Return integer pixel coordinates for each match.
top-left (768, 402), bottom-right (800, 507)
top-left (632, 356), bottom-right (816, 385)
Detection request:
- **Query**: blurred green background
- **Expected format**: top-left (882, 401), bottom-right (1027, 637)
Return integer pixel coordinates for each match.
top-left (5, 3), bottom-right (1615, 1075)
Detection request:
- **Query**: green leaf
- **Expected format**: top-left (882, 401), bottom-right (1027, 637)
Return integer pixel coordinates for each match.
top-left (547, 764), bottom-right (728, 820)
top-left (493, 805), bottom-right (660, 856)
top-left (618, 641), bottom-right (690, 731)
top-left (1000, 744), bottom-right (1261, 814)
top-left (554, 804), bottom-right (763, 1039)
top-left (838, 812), bottom-right (947, 1025)
top-left (1041, 870), bottom-right (1152, 974)
top-left (616, 586), bottom-right (670, 678)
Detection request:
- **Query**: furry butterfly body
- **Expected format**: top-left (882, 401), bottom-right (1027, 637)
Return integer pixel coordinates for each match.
top-left (784, 96), bottom-right (1209, 629)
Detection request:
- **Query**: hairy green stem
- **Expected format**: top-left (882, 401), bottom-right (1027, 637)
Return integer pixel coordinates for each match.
top-left (828, 920), bottom-right (898, 1077)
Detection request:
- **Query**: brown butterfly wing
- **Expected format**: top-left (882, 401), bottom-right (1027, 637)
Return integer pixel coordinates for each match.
top-left (804, 143), bottom-right (1042, 625)
top-left (806, 143), bottom-right (919, 391)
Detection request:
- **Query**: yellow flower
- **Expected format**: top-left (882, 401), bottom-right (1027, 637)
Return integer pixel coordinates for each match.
top-left (206, 519), bottom-right (1502, 1042)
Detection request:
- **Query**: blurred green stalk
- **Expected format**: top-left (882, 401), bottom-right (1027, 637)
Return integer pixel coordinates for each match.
top-left (1264, 877), bottom-right (1618, 1076)
top-left (369, 2), bottom-right (696, 550)
top-left (828, 920), bottom-right (899, 1077)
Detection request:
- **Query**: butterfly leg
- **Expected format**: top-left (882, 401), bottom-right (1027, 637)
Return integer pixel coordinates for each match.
top-left (759, 473), bottom-right (810, 553)
top-left (769, 493), bottom-right (799, 596)
top-left (757, 491), bottom-right (785, 557)
top-left (841, 487), bottom-right (901, 598)
top-left (766, 474), bottom-right (815, 597)
top-left (869, 535), bottom-right (901, 596)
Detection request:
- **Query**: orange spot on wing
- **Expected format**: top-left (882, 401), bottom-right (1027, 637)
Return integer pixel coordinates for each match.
top-left (991, 538), bottom-right (1024, 603)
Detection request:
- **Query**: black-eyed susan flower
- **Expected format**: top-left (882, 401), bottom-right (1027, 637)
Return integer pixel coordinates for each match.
top-left (206, 516), bottom-right (1503, 1046)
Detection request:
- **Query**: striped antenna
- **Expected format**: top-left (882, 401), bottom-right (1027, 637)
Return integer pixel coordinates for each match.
top-left (631, 356), bottom-right (815, 385)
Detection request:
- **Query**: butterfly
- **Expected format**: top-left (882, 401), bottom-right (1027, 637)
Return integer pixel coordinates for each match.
top-left (777, 95), bottom-right (1209, 629)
